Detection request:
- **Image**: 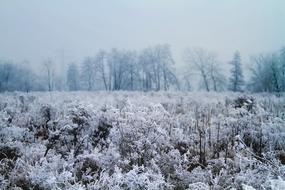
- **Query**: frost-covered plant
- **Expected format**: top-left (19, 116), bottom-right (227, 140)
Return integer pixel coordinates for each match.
top-left (0, 91), bottom-right (284, 189)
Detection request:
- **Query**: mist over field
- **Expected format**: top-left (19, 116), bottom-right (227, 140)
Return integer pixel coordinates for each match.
top-left (1, 0), bottom-right (285, 92)
top-left (0, 1), bottom-right (285, 190)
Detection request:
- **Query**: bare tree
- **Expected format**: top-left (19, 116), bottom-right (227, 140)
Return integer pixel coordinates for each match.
top-left (182, 73), bottom-right (192, 91)
top-left (81, 57), bottom-right (96, 91)
top-left (139, 45), bottom-right (177, 91)
top-left (184, 48), bottom-right (211, 91)
top-left (249, 54), bottom-right (280, 92)
top-left (43, 58), bottom-right (54, 92)
top-left (21, 61), bottom-right (33, 92)
top-left (1, 63), bottom-right (13, 92)
top-left (95, 50), bottom-right (110, 90)
top-left (125, 51), bottom-right (138, 91)
top-left (157, 45), bottom-right (176, 91)
top-left (108, 49), bottom-right (125, 90)
top-left (184, 48), bottom-right (225, 91)
top-left (209, 59), bottom-right (226, 91)
top-left (139, 47), bottom-right (154, 91)
top-left (67, 63), bottom-right (79, 91)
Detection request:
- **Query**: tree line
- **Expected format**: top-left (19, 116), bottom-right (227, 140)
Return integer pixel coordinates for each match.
top-left (1, 45), bottom-right (285, 93)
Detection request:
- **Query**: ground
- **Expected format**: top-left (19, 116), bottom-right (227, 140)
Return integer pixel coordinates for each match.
top-left (0, 91), bottom-right (285, 190)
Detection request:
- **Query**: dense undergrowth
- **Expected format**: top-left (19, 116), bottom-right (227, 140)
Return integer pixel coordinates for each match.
top-left (0, 92), bottom-right (285, 189)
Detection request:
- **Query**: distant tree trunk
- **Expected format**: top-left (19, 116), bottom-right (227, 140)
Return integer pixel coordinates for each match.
top-left (43, 59), bottom-right (54, 92)
top-left (156, 66), bottom-right (161, 91)
top-left (201, 70), bottom-right (210, 92)
top-left (3, 64), bottom-right (12, 91)
top-left (130, 65), bottom-right (134, 90)
top-left (163, 66), bottom-right (167, 91)
top-left (4, 72), bottom-right (10, 91)
top-left (271, 63), bottom-right (280, 92)
top-left (102, 69), bottom-right (108, 91)
top-left (100, 60), bottom-right (108, 91)
top-left (210, 71), bottom-right (217, 91)
top-left (88, 75), bottom-right (92, 91)
top-left (108, 64), bottom-right (112, 91)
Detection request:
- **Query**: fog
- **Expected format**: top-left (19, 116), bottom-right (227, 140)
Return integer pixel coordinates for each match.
top-left (0, 0), bottom-right (285, 92)
top-left (1, 0), bottom-right (285, 66)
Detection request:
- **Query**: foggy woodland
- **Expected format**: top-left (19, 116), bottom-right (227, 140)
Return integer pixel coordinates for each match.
top-left (1, 46), bottom-right (285, 93)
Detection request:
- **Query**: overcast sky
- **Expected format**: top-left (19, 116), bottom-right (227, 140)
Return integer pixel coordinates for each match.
top-left (1, 0), bottom-right (285, 71)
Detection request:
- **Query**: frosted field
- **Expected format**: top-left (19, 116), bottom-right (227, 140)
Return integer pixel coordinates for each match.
top-left (0, 92), bottom-right (285, 189)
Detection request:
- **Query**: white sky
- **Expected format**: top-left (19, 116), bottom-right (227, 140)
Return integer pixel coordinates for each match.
top-left (0, 0), bottom-right (285, 72)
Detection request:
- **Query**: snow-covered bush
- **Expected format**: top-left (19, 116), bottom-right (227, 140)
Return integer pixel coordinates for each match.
top-left (0, 91), bottom-right (284, 189)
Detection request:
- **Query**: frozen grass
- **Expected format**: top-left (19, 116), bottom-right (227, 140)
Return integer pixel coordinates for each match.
top-left (0, 91), bottom-right (285, 189)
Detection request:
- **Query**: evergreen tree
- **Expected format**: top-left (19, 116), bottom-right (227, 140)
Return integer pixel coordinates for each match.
top-left (228, 51), bottom-right (244, 92)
